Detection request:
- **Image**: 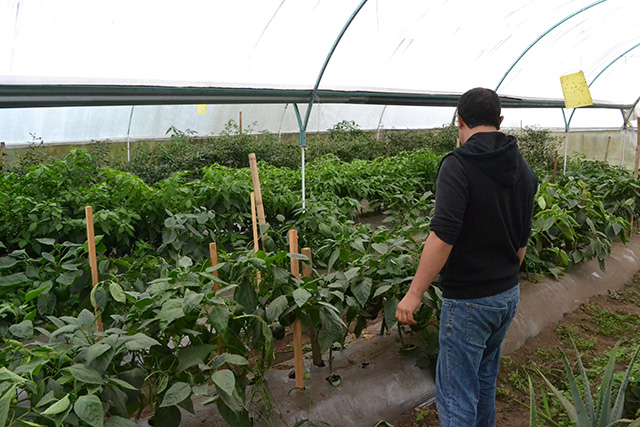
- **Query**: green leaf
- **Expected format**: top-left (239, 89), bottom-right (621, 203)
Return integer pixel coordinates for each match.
top-left (372, 243), bottom-right (389, 255)
top-left (384, 296), bottom-right (399, 331)
top-left (9, 320), bottom-right (33, 340)
top-left (109, 282), bottom-right (126, 303)
top-left (211, 353), bottom-right (249, 370)
top-left (157, 299), bottom-right (185, 326)
top-left (327, 248), bottom-right (340, 272)
top-left (86, 343), bottom-right (111, 364)
top-left (0, 388), bottom-right (13, 427)
top-left (123, 333), bottom-right (160, 351)
top-left (212, 369), bottom-right (236, 396)
top-left (104, 416), bottom-right (138, 427)
top-left (373, 284), bottom-right (392, 298)
top-left (317, 307), bottom-right (346, 353)
top-left (0, 256), bottom-right (18, 269)
top-left (35, 238), bottom-right (56, 246)
top-left (235, 281), bottom-right (257, 313)
top-left (0, 272), bottom-right (28, 286)
top-left (292, 288), bottom-right (311, 308)
top-left (182, 290), bottom-right (203, 315)
top-left (153, 405), bottom-right (182, 427)
top-left (351, 278), bottom-right (372, 308)
top-left (65, 365), bottom-right (104, 385)
top-left (537, 196), bottom-right (547, 210)
top-left (42, 395), bottom-right (70, 415)
top-left (42, 252), bottom-right (55, 263)
top-left (266, 295), bottom-right (288, 323)
top-left (107, 377), bottom-right (138, 392)
top-left (160, 382), bottom-right (191, 408)
top-left (25, 282), bottom-right (52, 303)
top-left (74, 394), bottom-right (104, 427)
top-left (178, 256), bottom-right (193, 268)
top-left (57, 271), bottom-right (78, 286)
top-left (0, 367), bottom-right (27, 383)
top-left (208, 306), bottom-right (230, 336)
top-left (528, 376), bottom-right (538, 427)
top-left (287, 253), bottom-right (309, 261)
top-left (176, 344), bottom-right (216, 372)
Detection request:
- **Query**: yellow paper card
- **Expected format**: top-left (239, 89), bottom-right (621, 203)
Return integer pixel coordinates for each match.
top-left (560, 71), bottom-right (593, 109)
top-left (197, 104), bottom-right (207, 115)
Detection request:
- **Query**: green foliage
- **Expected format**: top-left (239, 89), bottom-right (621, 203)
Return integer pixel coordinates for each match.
top-left (516, 126), bottom-right (562, 173)
top-left (529, 339), bottom-right (640, 427)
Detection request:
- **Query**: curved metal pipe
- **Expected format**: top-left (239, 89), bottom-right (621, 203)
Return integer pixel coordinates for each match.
top-left (495, 0), bottom-right (606, 92)
top-left (567, 41), bottom-right (640, 128)
top-left (300, 0), bottom-right (369, 140)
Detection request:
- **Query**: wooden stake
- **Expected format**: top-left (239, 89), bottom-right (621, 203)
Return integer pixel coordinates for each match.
top-left (0, 142), bottom-right (5, 166)
top-left (248, 154), bottom-right (266, 246)
top-left (209, 242), bottom-right (219, 292)
top-left (552, 152), bottom-right (558, 184)
top-left (289, 230), bottom-right (304, 390)
top-left (84, 206), bottom-right (103, 332)
top-left (604, 136), bottom-right (611, 163)
top-left (250, 192), bottom-right (262, 288)
top-left (302, 247), bottom-right (324, 367)
top-left (239, 111), bottom-right (243, 136)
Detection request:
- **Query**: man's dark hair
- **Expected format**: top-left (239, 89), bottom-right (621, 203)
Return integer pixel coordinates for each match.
top-left (457, 88), bottom-right (501, 128)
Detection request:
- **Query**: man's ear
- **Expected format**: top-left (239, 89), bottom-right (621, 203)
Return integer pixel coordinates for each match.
top-left (497, 116), bottom-right (504, 130)
top-left (457, 114), bottom-right (465, 130)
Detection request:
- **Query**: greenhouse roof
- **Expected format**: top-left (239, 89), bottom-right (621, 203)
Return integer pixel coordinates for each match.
top-left (2, 0), bottom-right (640, 143)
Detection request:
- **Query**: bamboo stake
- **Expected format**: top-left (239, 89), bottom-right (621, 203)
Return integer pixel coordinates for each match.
top-left (209, 242), bottom-right (219, 292)
top-left (552, 152), bottom-right (558, 184)
top-left (250, 192), bottom-right (262, 288)
top-left (84, 206), bottom-right (103, 332)
top-left (239, 111), bottom-right (243, 136)
top-left (248, 153), bottom-right (266, 246)
top-left (302, 247), bottom-right (324, 367)
top-left (604, 136), bottom-right (611, 163)
top-left (289, 229), bottom-right (304, 390)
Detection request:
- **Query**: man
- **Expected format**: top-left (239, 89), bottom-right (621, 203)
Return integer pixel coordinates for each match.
top-left (396, 88), bottom-right (538, 426)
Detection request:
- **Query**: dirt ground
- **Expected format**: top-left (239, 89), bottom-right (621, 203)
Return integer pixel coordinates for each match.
top-left (394, 273), bottom-right (640, 427)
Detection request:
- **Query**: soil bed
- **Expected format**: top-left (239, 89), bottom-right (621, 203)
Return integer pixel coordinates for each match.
top-left (394, 272), bottom-right (640, 426)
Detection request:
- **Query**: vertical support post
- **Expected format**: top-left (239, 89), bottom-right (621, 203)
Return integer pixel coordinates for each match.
top-left (250, 192), bottom-right (262, 289)
top-left (635, 118), bottom-right (640, 179)
top-left (563, 131), bottom-right (569, 175)
top-left (84, 206), bottom-right (103, 332)
top-left (552, 152), bottom-right (558, 184)
top-left (209, 242), bottom-right (219, 292)
top-left (301, 146), bottom-right (306, 210)
top-left (126, 106), bottom-right (135, 163)
top-left (302, 247), bottom-right (324, 367)
top-left (248, 154), bottom-right (266, 245)
top-left (239, 111), bottom-right (243, 136)
top-left (604, 136), bottom-right (611, 163)
top-left (289, 229), bottom-right (305, 390)
top-left (622, 129), bottom-right (627, 167)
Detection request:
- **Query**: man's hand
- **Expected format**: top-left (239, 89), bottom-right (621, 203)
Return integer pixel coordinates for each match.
top-left (396, 292), bottom-right (422, 326)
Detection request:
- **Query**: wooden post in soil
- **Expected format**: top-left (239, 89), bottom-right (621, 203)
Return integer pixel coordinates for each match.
top-left (209, 242), bottom-right (219, 292)
top-left (0, 142), bottom-right (5, 167)
top-left (250, 192), bottom-right (262, 288)
top-left (249, 153), bottom-right (266, 247)
top-left (84, 206), bottom-right (103, 332)
top-left (604, 136), bottom-right (611, 163)
top-left (289, 229), bottom-right (305, 390)
top-left (552, 152), bottom-right (559, 184)
top-left (302, 247), bottom-right (324, 367)
top-left (239, 111), bottom-right (243, 136)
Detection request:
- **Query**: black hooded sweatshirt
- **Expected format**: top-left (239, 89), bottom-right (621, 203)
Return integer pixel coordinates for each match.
top-left (429, 131), bottom-right (538, 299)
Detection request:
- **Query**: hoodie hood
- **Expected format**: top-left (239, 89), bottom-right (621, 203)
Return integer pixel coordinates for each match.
top-left (453, 131), bottom-right (524, 187)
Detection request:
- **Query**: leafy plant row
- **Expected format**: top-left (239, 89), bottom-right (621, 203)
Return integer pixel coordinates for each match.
top-left (1, 140), bottom-right (639, 425)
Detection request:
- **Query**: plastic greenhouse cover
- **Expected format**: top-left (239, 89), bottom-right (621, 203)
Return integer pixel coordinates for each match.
top-left (2, 0), bottom-right (640, 144)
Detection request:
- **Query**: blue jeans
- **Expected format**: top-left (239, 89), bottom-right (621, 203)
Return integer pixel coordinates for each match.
top-left (436, 284), bottom-right (519, 427)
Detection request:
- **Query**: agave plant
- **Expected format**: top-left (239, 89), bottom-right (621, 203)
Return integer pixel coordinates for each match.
top-left (529, 339), bottom-right (640, 427)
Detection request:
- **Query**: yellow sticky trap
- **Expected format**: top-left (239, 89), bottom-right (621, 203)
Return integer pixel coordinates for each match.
top-left (560, 71), bottom-right (593, 109)
top-left (196, 104), bottom-right (207, 115)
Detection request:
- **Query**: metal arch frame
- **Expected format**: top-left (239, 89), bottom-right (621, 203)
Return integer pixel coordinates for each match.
top-left (566, 41), bottom-right (640, 130)
top-left (494, 0), bottom-right (606, 93)
top-left (560, 42), bottom-right (640, 174)
top-left (292, 0), bottom-right (368, 209)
